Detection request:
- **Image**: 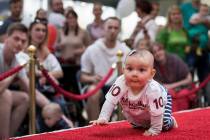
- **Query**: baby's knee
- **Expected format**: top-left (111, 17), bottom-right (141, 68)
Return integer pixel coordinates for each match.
top-left (0, 90), bottom-right (13, 105)
top-left (20, 92), bottom-right (30, 105)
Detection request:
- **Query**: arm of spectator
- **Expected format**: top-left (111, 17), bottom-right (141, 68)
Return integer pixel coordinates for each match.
top-left (189, 14), bottom-right (204, 25)
top-left (38, 53), bottom-right (63, 85)
top-left (80, 72), bottom-right (102, 84)
top-left (48, 70), bottom-right (63, 80)
top-left (190, 17), bottom-right (210, 27)
top-left (47, 53), bottom-right (63, 79)
top-left (74, 47), bottom-right (86, 57)
top-left (131, 21), bottom-right (143, 38)
top-left (18, 76), bottom-right (50, 108)
top-left (39, 70), bottom-right (61, 85)
top-left (83, 30), bottom-right (91, 47)
top-left (35, 89), bottom-right (50, 107)
top-left (62, 114), bottom-right (74, 128)
top-left (146, 20), bottom-right (158, 42)
top-left (0, 74), bottom-right (16, 94)
top-left (54, 29), bottom-right (64, 51)
top-left (163, 73), bottom-right (192, 90)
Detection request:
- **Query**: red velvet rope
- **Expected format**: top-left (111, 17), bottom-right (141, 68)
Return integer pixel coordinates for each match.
top-left (171, 74), bottom-right (210, 99)
top-left (0, 64), bottom-right (25, 81)
top-left (41, 66), bottom-right (115, 101)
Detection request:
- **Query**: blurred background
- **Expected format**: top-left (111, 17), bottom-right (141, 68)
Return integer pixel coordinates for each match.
top-left (0, 0), bottom-right (209, 40)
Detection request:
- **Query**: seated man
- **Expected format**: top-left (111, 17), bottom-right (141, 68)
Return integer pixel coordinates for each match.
top-left (0, 23), bottom-right (29, 139)
top-left (80, 17), bottom-right (130, 121)
top-left (0, 23), bottom-right (50, 139)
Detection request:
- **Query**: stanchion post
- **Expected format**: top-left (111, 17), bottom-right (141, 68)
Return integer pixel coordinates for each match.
top-left (116, 50), bottom-right (124, 121)
top-left (117, 50), bottom-right (123, 76)
top-left (28, 45), bottom-right (36, 134)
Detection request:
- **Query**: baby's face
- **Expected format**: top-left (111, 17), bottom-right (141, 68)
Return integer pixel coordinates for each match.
top-left (43, 113), bottom-right (60, 128)
top-left (123, 55), bottom-right (155, 92)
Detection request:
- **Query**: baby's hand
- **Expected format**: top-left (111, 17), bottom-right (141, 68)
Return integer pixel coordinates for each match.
top-left (143, 130), bottom-right (158, 136)
top-left (89, 118), bottom-right (108, 125)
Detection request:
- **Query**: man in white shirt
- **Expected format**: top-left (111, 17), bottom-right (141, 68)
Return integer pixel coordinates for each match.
top-left (80, 17), bottom-right (130, 121)
top-left (0, 23), bottom-right (50, 139)
top-left (48, 0), bottom-right (65, 29)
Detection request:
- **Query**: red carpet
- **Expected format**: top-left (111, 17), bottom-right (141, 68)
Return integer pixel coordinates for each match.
top-left (13, 107), bottom-right (210, 140)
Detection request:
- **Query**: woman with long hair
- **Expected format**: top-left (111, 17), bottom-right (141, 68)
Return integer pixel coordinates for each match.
top-left (156, 5), bottom-right (190, 60)
top-left (28, 18), bottom-right (63, 84)
top-left (57, 9), bottom-right (90, 65)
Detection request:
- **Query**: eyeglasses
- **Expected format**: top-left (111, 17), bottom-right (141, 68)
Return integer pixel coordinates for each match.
top-left (33, 18), bottom-right (48, 25)
top-left (128, 50), bottom-right (137, 56)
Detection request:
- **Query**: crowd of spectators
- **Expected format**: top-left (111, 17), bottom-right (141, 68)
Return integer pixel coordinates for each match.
top-left (0, 0), bottom-right (209, 138)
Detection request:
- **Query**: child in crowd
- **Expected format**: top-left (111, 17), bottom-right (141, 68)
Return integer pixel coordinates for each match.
top-left (41, 103), bottom-right (70, 132)
top-left (189, 3), bottom-right (210, 49)
top-left (90, 49), bottom-right (178, 136)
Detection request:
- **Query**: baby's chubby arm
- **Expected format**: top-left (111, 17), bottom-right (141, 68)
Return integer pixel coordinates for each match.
top-left (89, 100), bottom-right (116, 125)
top-left (144, 88), bottom-right (166, 136)
top-left (144, 114), bottom-right (163, 136)
top-left (89, 118), bottom-right (108, 125)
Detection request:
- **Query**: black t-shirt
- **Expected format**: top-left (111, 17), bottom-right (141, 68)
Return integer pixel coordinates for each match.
top-left (0, 17), bottom-right (21, 35)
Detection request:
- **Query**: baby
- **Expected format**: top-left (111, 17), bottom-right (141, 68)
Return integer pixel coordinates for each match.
top-left (90, 49), bottom-right (178, 136)
top-left (41, 103), bottom-right (70, 132)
